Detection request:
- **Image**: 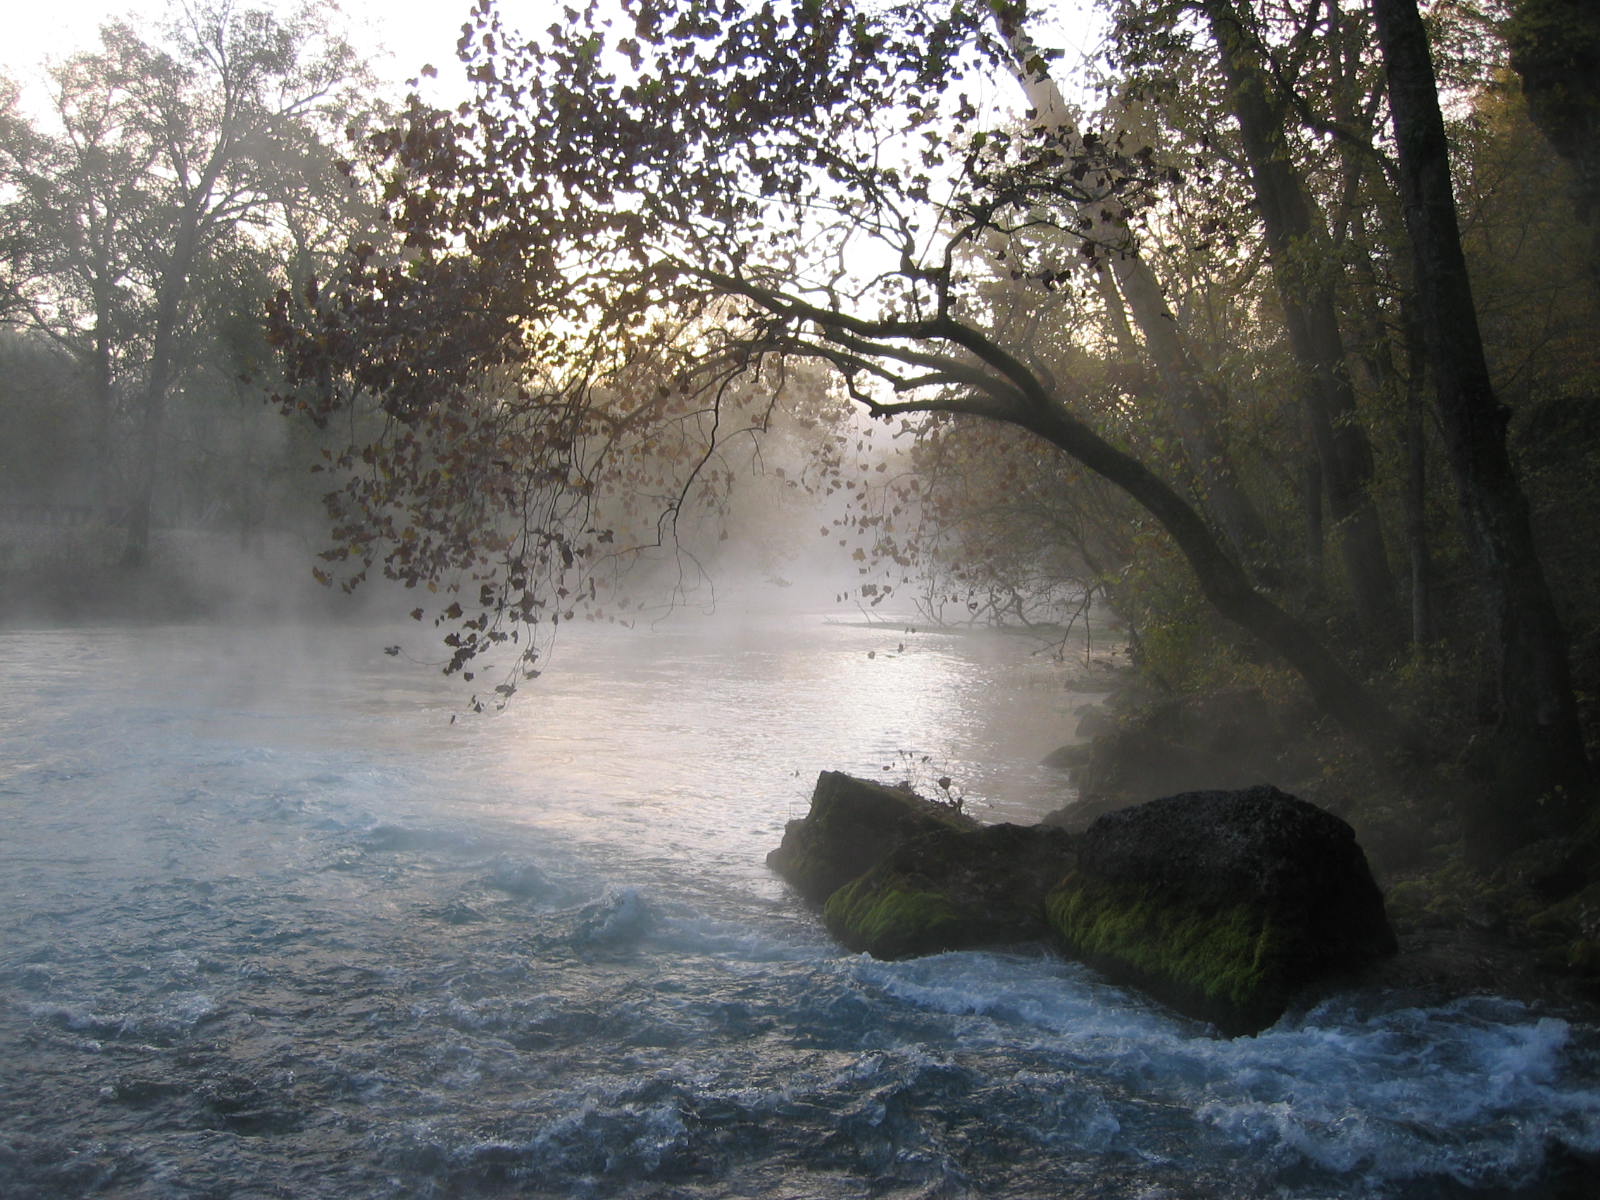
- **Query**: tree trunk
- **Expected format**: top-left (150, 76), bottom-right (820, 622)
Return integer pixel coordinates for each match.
top-left (1203, 0), bottom-right (1397, 634)
top-left (991, 8), bottom-right (1277, 575)
top-left (119, 389), bottom-right (165, 567)
top-left (1372, 0), bottom-right (1591, 837)
top-left (119, 121), bottom-right (225, 567)
top-left (121, 285), bottom-right (182, 568)
top-left (1400, 312), bottom-right (1435, 648)
top-left (974, 4), bottom-right (1417, 758)
top-left (1005, 393), bottom-right (1416, 762)
top-left (90, 320), bottom-right (119, 523)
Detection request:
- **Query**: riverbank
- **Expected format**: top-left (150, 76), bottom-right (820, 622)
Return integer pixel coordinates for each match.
top-left (0, 524), bottom-right (403, 628)
top-left (1047, 667), bottom-right (1600, 1021)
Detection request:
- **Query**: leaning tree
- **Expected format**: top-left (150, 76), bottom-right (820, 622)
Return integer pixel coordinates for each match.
top-left (273, 0), bottom-right (1589, 836)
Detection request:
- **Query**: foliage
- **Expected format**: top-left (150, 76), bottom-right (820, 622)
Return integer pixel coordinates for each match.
top-left (271, 0), bottom-right (1204, 703)
top-left (263, 0), bottom-right (1597, 838)
top-left (0, 0), bottom-right (382, 563)
top-left (1455, 81), bottom-right (1600, 402)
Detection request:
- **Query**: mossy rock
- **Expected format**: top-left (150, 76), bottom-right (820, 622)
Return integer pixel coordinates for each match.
top-left (824, 878), bottom-right (968, 958)
top-left (769, 775), bottom-right (1395, 1036)
top-left (766, 770), bottom-right (976, 905)
top-left (1046, 786), bottom-right (1397, 1035)
top-left (822, 823), bottom-right (1077, 958)
top-left (1529, 880), bottom-right (1600, 976)
top-left (1046, 876), bottom-right (1300, 1034)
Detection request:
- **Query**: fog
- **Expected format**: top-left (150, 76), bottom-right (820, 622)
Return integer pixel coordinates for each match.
top-left (5, 2), bottom-right (1599, 1197)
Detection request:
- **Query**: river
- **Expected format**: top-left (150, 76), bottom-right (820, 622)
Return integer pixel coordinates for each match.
top-left (1, 615), bottom-right (1597, 1197)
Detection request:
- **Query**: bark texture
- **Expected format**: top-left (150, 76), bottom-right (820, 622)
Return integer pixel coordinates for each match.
top-left (1373, 0), bottom-right (1592, 837)
top-left (1202, 0), bottom-right (1397, 632)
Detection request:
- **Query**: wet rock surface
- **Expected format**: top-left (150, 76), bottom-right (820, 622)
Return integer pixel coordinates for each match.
top-left (772, 773), bottom-right (1398, 1035)
top-left (823, 822), bottom-right (1077, 959)
top-left (765, 770), bottom-right (976, 905)
top-left (1048, 785), bottom-right (1397, 1035)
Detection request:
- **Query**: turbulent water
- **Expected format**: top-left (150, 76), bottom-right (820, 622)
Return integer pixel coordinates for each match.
top-left (2, 615), bottom-right (1597, 1198)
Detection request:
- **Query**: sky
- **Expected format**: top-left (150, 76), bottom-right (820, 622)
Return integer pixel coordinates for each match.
top-left (3, 1), bottom-right (1106, 108)
top-left (0, 0), bottom-right (524, 106)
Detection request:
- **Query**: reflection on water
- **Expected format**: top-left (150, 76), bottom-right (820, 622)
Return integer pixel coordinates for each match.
top-left (466, 612), bottom-right (1092, 874)
top-left (1, 617), bottom-right (1596, 1199)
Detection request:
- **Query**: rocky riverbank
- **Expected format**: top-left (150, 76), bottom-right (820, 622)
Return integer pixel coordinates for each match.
top-left (1040, 679), bottom-right (1600, 1019)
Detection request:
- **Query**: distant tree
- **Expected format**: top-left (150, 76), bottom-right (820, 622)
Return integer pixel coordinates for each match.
top-left (0, 330), bottom-right (97, 505)
top-left (0, 0), bottom-right (378, 563)
top-left (891, 416), bottom-right (1132, 635)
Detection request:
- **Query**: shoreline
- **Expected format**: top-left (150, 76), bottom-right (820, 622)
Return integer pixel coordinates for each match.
top-left (1040, 661), bottom-right (1600, 1022)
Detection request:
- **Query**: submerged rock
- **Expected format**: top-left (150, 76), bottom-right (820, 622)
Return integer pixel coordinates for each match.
top-left (1047, 785), bottom-right (1397, 1035)
top-left (770, 772), bottom-right (1397, 1036)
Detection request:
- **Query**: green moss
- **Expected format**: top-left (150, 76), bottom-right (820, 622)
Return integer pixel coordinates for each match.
top-left (824, 876), bottom-right (963, 958)
top-left (1385, 854), bottom-right (1539, 933)
top-left (1528, 881), bottom-right (1600, 978)
top-left (1045, 875), bottom-right (1292, 1018)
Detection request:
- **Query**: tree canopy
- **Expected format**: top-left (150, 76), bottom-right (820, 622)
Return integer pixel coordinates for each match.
top-left (0, 0), bottom-right (381, 563)
top-left (272, 0), bottom-right (1596, 841)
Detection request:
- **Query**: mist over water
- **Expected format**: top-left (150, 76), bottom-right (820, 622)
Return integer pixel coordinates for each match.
top-left (2, 615), bottom-right (1597, 1198)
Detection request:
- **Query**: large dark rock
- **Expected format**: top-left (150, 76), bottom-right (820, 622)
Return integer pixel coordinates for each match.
top-left (1045, 785), bottom-right (1397, 1035)
top-left (766, 770), bottom-right (976, 905)
top-left (769, 773), bottom-right (1396, 1036)
top-left (824, 823), bottom-right (1077, 958)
